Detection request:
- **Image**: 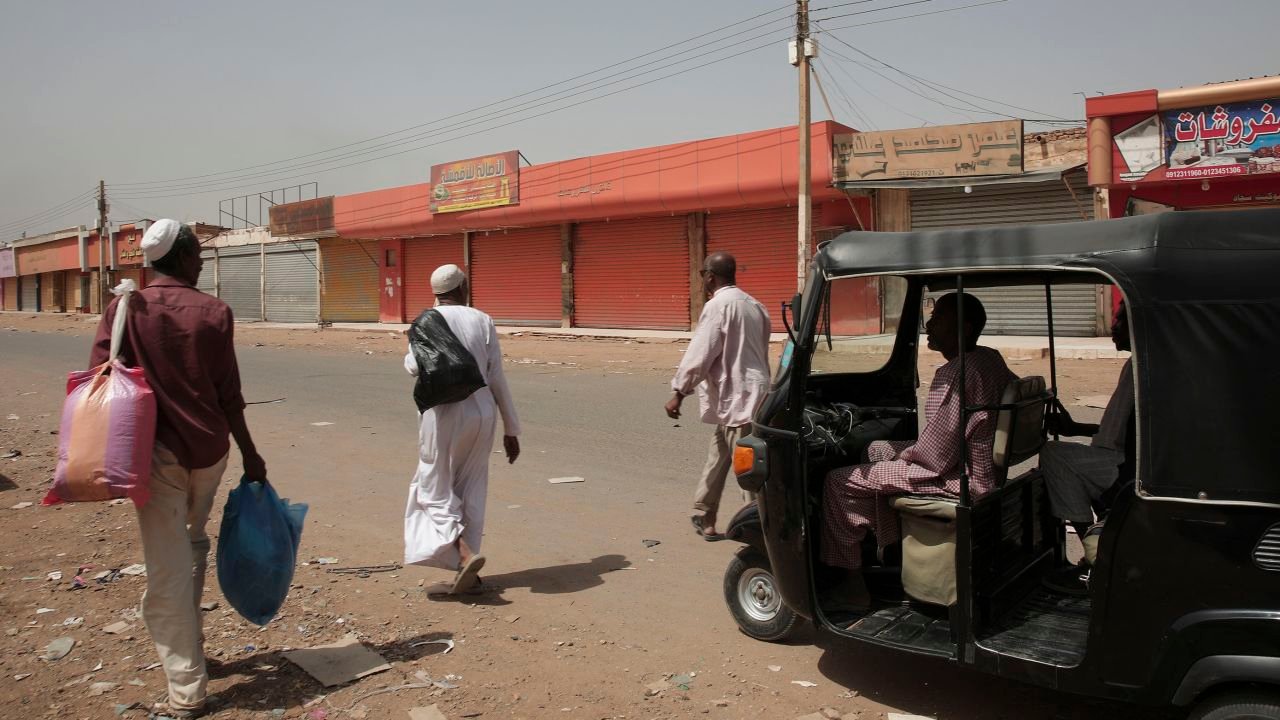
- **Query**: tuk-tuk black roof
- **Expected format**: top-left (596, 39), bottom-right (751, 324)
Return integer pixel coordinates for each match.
top-left (817, 209), bottom-right (1280, 504)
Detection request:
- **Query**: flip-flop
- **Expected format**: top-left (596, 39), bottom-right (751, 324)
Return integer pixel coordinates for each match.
top-left (702, 531), bottom-right (726, 542)
top-left (452, 554), bottom-right (486, 594)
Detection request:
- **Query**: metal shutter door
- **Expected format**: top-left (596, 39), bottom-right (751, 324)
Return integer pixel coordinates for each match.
top-left (218, 248), bottom-right (262, 321)
top-left (42, 273), bottom-right (65, 312)
top-left (912, 174), bottom-right (1101, 337)
top-left (574, 217), bottom-right (689, 330)
top-left (20, 276), bottom-right (38, 311)
top-left (2, 278), bottom-right (15, 310)
top-left (706, 207), bottom-right (797, 332)
top-left (403, 235), bottom-right (465, 321)
top-left (196, 251), bottom-right (217, 295)
top-left (319, 239), bottom-right (380, 322)
top-left (265, 242), bottom-right (318, 323)
top-left (471, 226), bottom-right (561, 326)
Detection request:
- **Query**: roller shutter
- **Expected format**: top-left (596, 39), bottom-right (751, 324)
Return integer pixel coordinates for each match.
top-left (706, 207), bottom-right (800, 332)
top-left (2, 278), bottom-right (15, 310)
top-left (218, 246), bottom-right (262, 322)
top-left (196, 251), bottom-right (217, 296)
top-left (911, 172), bottom-right (1102, 337)
top-left (573, 217), bottom-right (689, 330)
top-left (20, 276), bottom-right (38, 311)
top-left (471, 226), bottom-right (562, 326)
top-left (264, 241), bottom-right (318, 323)
top-left (42, 272), bottom-right (67, 313)
top-left (403, 235), bottom-right (465, 321)
top-left (319, 239), bottom-right (380, 323)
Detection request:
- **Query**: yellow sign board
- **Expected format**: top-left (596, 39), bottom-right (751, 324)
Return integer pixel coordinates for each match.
top-left (834, 120), bottom-right (1024, 181)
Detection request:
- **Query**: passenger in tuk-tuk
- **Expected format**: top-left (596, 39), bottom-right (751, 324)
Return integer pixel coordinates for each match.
top-left (1040, 299), bottom-right (1134, 587)
top-left (821, 292), bottom-right (1016, 609)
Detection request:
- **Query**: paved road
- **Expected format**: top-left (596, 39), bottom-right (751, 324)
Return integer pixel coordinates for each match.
top-left (0, 329), bottom-right (1174, 719)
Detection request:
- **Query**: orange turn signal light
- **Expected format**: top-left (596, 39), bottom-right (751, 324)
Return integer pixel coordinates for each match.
top-left (733, 445), bottom-right (756, 476)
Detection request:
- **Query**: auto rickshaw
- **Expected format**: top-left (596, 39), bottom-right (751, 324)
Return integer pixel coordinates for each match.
top-left (723, 209), bottom-right (1280, 719)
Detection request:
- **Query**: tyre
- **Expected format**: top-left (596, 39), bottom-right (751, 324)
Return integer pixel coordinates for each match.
top-left (723, 547), bottom-right (801, 642)
top-left (1191, 688), bottom-right (1280, 720)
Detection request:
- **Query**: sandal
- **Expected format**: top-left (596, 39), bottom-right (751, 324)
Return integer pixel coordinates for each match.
top-left (452, 554), bottom-right (486, 594)
top-left (691, 514), bottom-right (723, 540)
top-left (151, 700), bottom-right (205, 718)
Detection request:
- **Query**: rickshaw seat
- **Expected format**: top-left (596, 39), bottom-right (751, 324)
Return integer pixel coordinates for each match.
top-left (890, 375), bottom-right (1051, 607)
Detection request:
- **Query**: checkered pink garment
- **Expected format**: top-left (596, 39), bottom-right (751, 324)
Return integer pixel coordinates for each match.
top-left (821, 346), bottom-right (1016, 569)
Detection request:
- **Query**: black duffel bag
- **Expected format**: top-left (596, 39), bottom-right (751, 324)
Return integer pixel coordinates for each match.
top-left (408, 308), bottom-right (486, 412)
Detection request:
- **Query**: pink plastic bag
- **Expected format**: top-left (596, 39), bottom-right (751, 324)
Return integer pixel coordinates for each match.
top-left (44, 281), bottom-right (156, 508)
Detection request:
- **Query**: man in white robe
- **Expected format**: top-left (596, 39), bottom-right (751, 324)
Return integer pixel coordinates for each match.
top-left (404, 264), bottom-right (520, 594)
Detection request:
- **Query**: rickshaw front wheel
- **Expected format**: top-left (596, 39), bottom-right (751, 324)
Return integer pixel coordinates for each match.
top-left (724, 547), bottom-right (801, 642)
top-left (1191, 687), bottom-right (1280, 720)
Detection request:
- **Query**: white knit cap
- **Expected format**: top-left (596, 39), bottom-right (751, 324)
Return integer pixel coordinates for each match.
top-left (431, 263), bottom-right (466, 294)
top-left (141, 219), bottom-right (182, 262)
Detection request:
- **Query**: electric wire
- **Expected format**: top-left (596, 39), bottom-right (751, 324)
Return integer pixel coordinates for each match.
top-left (0, 188), bottom-right (99, 235)
top-left (109, 3), bottom-right (795, 190)
top-left (812, 0), bottom-right (938, 23)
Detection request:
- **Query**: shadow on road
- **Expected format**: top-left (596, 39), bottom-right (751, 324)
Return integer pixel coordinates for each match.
top-left (419, 554), bottom-right (631, 607)
top-left (0, 474), bottom-right (16, 492)
top-left (813, 633), bottom-right (1179, 720)
top-left (208, 631), bottom-right (457, 715)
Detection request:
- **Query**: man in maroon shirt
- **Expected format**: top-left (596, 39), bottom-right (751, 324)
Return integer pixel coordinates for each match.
top-left (91, 219), bottom-right (265, 717)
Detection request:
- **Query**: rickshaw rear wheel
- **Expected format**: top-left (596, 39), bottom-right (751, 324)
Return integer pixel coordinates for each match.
top-left (724, 547), bottom-right (801, 642)
top-left (1190, 687), bottom-right (1280, 720)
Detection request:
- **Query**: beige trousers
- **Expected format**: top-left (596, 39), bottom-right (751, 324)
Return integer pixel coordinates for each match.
top-left (693, 424), bottom-right (754, 517)
top-left (136, 444), bottom-right (229, 711)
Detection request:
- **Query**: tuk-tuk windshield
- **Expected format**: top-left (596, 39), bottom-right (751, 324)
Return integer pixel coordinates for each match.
top-left (811, 275), bottom-right (910, 376)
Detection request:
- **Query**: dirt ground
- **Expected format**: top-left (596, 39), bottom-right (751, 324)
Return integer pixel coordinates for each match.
top-left (0, 313), bottom-right (1140, 720)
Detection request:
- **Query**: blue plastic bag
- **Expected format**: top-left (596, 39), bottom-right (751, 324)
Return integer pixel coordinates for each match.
top-left (215, 477), bottom-right (307, 626)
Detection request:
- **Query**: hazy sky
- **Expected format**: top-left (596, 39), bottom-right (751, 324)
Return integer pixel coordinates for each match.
top-left (2, 0), bottom-right (1277, 237)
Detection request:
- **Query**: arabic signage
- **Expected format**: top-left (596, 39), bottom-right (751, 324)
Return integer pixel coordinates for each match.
top-left (1112, 99), bottom-right (1280, 184)
top-left (429, 151), bottom-right (520, 214)
top-left (0, 248), bottom-right (14, 278)
top-left (833, 120), bottom-right (1023, 181)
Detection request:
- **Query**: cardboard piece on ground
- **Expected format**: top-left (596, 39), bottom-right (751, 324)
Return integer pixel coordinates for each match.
top-left (408, 705), bottom-right (448, 720)
top-left (102, 621), bottom-right (132, 635)
top-left (547, 476), bottom-right (585, 484)
top-left (283, 633), bottom-right (391, 687)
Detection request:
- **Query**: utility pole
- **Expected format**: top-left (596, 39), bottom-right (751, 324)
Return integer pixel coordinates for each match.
top-left (97, 180), bottom-right (109, 310)
top-left (793, 0), bottom-right (813, 293)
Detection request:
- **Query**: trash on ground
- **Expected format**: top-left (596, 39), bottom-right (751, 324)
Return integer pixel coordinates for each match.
top-left (768, 665), bottom-right (782, 672)
top-left (119, 564), bottom-right (147, 577)
top-left (642, 539), bottom-right (661, 548)
top-left (113, 703), bottom-right (142, 717)
top-left (1075, 395), bottom-right (1110, 409)
top-left (791, 680), bottom-right (818, 688)
top-left (310, 422), bottom-right (335, 427)
top-left (887, 715), bottom-right (936, 720)
top-left (14, 673), bottom-right (31, 681)
top-left (307, 709), bottom-right (328, 720)
top-left (645, 680), bottom-right (669, 697)
top-left (409, 638), bottom-right (455, 654)
top-left (62, 616), bottom-right (84, 627)
top-left (71, 576), bottom-right (88, 589)
top-left (88, 681), bottom-right (118, 696)
top-left (503, 615), bottom-right (520, 624)
top-left (42, 637), bottom-right (75, 661)
top-left (547, 476), bottom-right (585, 484)
top-left (1, 450), bottom-right (21, 459)
top-left (200, 601), bottom-right (219, 611)
top-left (283, 633), bottom-right (392, 687)
top-left (10, 501), bottom-right (32, 509)
top-left (6, 414), bottom-right (19, 421)
top-left (408, 705), bottom-right (448, 720)
top-left (47, 571), bottom-right (63, 581)
top-left (327, 563), bottom-right (400, 575)
top-left (312, 557), bottom-right (340, 565)
top-left (36, 608), bottom-right (56, 615)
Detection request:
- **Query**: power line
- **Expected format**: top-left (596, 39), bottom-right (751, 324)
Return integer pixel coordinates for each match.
top-left (110, 31), bottom-right (793, 200)
top-left (818, 27), bottom-right (1077, 122)
top-left (0, 188), bottom-right (98, 235)
top-left (110, 4), bottom-right (795, 190)
top-left (816, 0), bottom-right (1008, 33)
top-left (814, 0), bottom-right (937, 23)
top-left (815, 60), bottom-right (877, 129)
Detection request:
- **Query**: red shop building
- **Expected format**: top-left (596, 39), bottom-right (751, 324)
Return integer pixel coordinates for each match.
top-left (272, 122), bottom-right (878, 333)
top-left (1087, 75), bottom-right (1280, 217)
top-left (8, 223), bottom-right (151, 314)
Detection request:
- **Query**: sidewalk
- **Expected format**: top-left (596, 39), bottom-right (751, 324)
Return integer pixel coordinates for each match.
top-left (263, 321), bottom-right (1126, 360)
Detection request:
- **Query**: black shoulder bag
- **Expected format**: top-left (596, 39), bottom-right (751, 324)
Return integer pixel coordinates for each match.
top-left (408, 309), bottom-right (487, 412)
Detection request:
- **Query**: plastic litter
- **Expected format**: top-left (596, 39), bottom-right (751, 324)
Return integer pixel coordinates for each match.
top-left (44, 280), bottom-right (156, 508)
top-left (792, 680), bottom-right (818, 688)
top-left (216, 477), bottom-right (307, 625)
top-left (119, 564), bottom-right (147, 577)
top-left (10, 501), bottom-right (32, 509)
top-left (548, 476), bottom-right (585, 484)
top-left (42, 637), bottom-right (75, 661)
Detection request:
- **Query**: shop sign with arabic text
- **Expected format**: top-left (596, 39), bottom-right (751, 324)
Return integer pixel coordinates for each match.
top-left (833, 120), bottom-right (1023, 181)
top-left (1112, 100), bottom-right (1280, 183)
top-left (429, 151), bottom-right (520, 214)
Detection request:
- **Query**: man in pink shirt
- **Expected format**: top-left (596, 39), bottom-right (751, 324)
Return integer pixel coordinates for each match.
top-left (665, 252), bottom-right (771, 539)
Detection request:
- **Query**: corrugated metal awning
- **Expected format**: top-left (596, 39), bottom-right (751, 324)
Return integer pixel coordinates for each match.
top-left (833, 163), bottom-right (1084, 190)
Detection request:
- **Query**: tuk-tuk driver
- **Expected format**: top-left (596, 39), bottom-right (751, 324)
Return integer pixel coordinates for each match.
top-left (821, 292), bottom-right (1015, 610)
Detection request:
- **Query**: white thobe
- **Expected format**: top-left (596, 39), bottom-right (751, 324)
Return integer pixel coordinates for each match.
top-left (671, 286), bottom-right (772, 428)
top-left (403, 305), bottom-right (520, 569)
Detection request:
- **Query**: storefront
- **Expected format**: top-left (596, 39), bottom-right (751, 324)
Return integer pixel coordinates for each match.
top-left (0, 248), bottom-right (15, 310)
top-left (264, 241), bottom-right (318, 323)
top-left (274, 122), bottom-right (874, 329)
top-left (1087, 75), bottom-right (1280, 216)
top-left (12, 230), bottom-right (80, 314)
top-left (318, 238), bottom-right (380, 323)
